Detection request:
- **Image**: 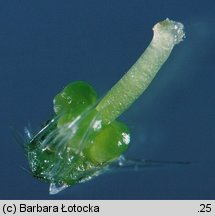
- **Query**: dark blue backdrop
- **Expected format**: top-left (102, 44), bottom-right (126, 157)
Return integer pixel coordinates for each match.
top-left (1, 0), bottom-right (215, 199)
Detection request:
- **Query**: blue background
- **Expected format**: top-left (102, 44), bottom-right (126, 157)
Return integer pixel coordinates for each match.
top-left (1, 0), bottom-right (215, 199)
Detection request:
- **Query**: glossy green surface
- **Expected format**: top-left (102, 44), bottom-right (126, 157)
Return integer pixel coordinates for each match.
top-left (53, 81), bottom-right (97, 125)
top-left (27, 81), bottom-right (130, 186)
top-left (85, 121), bottom-right (129, 164)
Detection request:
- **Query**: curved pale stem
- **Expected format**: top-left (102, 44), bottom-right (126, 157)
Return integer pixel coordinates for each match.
top-left (96, 18), bottom-right (185, 124)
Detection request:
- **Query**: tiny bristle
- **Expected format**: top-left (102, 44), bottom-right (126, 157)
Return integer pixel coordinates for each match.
top-left (10, 126), bottom-right (28, 149)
